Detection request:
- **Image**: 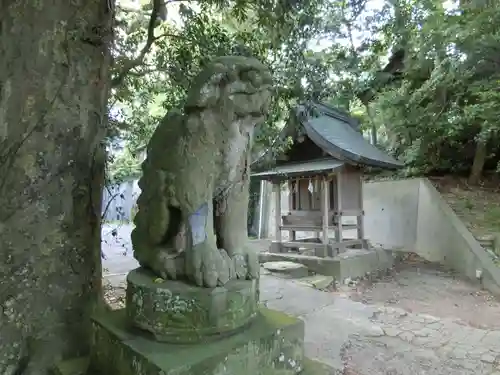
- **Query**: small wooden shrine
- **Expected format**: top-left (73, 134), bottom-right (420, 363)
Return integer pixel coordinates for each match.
top-left (252, 102), bottom-right (402, 258)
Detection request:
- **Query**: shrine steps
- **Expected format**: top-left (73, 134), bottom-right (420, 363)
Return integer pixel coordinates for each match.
top-left (259, 247), bottom-right (394, 283)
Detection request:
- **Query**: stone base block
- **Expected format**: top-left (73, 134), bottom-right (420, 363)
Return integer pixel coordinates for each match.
top-left (126, 267), bottom-right (258, 344)
top-left (50, 358), bottom-right (88, 375)
top-left (88, 308), bottom-right (305, 375)
top-left (259, 248), bottom-right (394, 280)
top-left (263, 261), bottom-right (309, 278)
top-left (54, 355), bottom-right (335, 375)
top-left (270, 241), bottom-right (282, 253)
top-left (302, 358), bottom-right (339, 375)
top-left (334, 248), bottom-right (394, 281)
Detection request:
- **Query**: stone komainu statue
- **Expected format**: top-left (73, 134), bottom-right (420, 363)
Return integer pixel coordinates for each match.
top-left (131, 56), bottom-right (273, 288)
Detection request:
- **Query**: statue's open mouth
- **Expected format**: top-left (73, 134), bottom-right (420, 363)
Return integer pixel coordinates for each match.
top-left (232, 91), bottom-right (272, 119)
top-left (185, 56), bottom-right (273, 114)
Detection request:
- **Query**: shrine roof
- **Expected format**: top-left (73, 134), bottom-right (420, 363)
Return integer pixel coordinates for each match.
top-left (295, 102), bottom-right (403, 169)
top-left (251, 158), bottom-right (344, 179)
top-left (251, 102), bottom-right (403, 174)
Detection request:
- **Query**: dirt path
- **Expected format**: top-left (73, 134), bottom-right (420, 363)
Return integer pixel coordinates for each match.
top-left (344, 257), bottom-right (500, 330)
top-left (327, 257), bottom-right (500, 374)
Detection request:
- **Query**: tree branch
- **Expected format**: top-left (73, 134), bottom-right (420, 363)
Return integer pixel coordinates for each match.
top-left (112, 31), bottom-right (184, 86)
top-left (127, 68), bottom-right (160, 77)
top-left (101, 190), bottom-right (121, 221)
top-left (110, 0), bottom-right (208, 88)
top-left (111, 0), bottom-right (164, 88)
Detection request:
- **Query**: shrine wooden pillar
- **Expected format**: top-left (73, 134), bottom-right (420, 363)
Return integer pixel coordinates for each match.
top-left (273, 181), bottom-right (281, 242)
top-left (334, 172), bottom-right (343, 243)
top-left (319, 176), bottom-right (330, 257)
top-left (314, 176), bottom-right (320, 239)
top-left (288, 179), bottom-right (297, 241)
top-left (357, 176), bottom-right (365, 240)
top-left (321, 177), bottom-right (329, 244)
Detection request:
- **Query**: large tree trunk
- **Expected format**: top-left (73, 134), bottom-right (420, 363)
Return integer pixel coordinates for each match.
top-left (0, 1), bottom-right (113, 373)
top-left (468, 138), bottom-right (488, 185)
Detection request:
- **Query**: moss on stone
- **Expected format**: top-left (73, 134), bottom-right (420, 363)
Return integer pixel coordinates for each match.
top-left (51, 357), bottom-right (88, 375)
top-left (89, 307), bottom-right (305, 375)
top-left (260, 307), bottom-right (301, 326)
top-left (301, 358), bottom-right (337, 375)
top-left (125, 267), bottom-right (259, 344)
top-left (54, 350), bottom-right (333, 374)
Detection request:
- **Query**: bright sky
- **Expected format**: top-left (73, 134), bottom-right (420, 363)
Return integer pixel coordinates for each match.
top-left (311, 0), bottom-right (457, 51)
top-left (119, 0), bottom-right (458, 54)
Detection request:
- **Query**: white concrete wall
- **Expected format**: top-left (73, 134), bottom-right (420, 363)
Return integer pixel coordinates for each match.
top-left (415, 179), bottom-right (500, 295)
top-left (363, 179), bottom-right (420, 251)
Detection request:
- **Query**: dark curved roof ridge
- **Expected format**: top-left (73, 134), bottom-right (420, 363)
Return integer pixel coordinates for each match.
top-left (298, 101), bottom-right (360, 131)
top-left (252, 101), bottom-right (403, 170)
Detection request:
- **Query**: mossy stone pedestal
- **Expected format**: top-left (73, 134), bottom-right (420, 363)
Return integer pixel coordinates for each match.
top-left (87, 267), bottom-right (308, 374)
top-left (125, 268), bottom-right (259, 343)
top-left (88, 307), bottom-right (306, 375)
top-left (53, 267), bottom-right (335, 375)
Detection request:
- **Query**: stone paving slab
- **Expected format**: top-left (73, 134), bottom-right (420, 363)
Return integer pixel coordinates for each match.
top-left (263, 261), bottom-right (310, 278)
top-left (260, 275), bottom-right (500, 374)
top-left (261, 275), bottom-right (378, 371)
top-left (343, 306), bottom-right (500, 374)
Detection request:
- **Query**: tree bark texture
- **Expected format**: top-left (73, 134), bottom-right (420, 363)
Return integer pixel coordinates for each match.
top-left (0, 1), bottom-right (113, 373)
top-left (468, 138), bottom-right (488, 185)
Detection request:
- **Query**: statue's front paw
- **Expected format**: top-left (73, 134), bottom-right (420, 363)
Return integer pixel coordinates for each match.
top-left (187, 243), bottom-right (235, 288)
top-left (153, 249), bottom-right (185, 280)
top-left (232, 246), bottom-right (259, 280)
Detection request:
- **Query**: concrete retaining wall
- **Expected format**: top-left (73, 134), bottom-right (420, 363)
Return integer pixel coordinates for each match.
top-left (415, 179), bottom-right (500, 296)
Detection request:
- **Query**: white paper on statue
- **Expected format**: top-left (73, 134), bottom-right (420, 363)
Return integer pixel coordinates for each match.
top-left (188, 203), bottom-right (208, 246)
top-left (308, 179), bottom-right (314, 193)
